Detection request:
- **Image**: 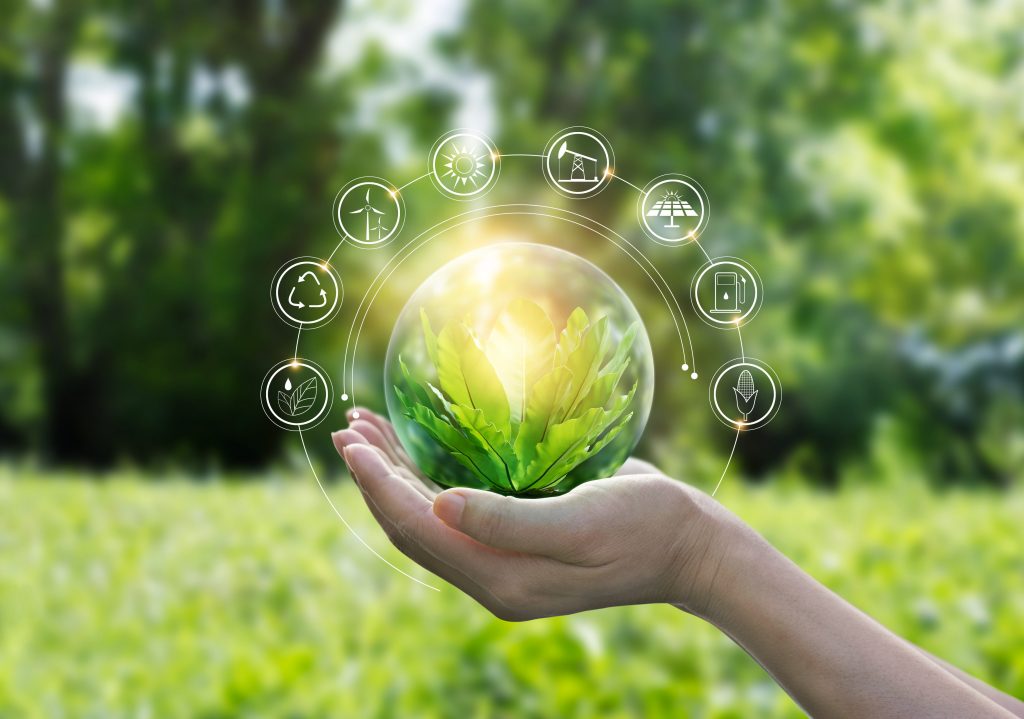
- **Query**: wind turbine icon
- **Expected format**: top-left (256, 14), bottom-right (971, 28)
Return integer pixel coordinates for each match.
top-left (348, 188), bottom-right (387, 243)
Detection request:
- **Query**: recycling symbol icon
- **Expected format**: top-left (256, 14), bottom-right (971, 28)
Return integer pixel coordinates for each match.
top-left (287, 271), bottom-right (328, 309)
top-left (271, 258), bottom-right (343, 329)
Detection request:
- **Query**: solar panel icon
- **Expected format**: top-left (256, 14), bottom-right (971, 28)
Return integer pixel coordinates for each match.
top-left (647, 189), bottom-right (699, 228)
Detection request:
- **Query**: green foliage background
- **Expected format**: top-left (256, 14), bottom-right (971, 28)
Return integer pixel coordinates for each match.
top-left (1, 0), bottom-right (1023, 715)
top-left (2, 467), bottom-right (1022, 717)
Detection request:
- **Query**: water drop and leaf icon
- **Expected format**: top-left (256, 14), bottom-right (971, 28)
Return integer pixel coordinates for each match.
top-left (277, 377), bottom-right (318, 417)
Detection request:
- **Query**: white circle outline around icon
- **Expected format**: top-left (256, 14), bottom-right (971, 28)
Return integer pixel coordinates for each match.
top-left (271, 257), bottom-right (343, 329)
top-left (429, 129), bottom-right (500, 199)
top-left (261, 358), bottom-right (333, 431)
top-left (691, 257), bottom-right (763, 329)
top-left (637, 174), bottom-right (710, 245)
top-left (708, 357), bottom-right (781, 431)
top-left (333, 176), bottom-right (405, 248)
top-left (542, 126), bottom-right (615, 198)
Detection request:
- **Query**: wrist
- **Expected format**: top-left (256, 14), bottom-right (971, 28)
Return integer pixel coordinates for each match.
top-left (665, 488), bottom-right (773, 623)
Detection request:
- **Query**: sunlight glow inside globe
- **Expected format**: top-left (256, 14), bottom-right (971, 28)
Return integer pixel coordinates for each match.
top-left (384, 243), bottom-right (654, 496)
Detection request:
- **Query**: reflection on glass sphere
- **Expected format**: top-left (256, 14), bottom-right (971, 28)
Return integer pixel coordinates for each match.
top-left (384, 243), bottom-right (654, 496)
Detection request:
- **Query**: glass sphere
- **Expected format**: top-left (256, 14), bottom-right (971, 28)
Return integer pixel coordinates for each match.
top-left (384, 243), bottom-right (654, 496)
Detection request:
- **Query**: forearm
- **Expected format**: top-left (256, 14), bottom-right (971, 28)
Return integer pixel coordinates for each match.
top-left (917, 646), bottom-right (1024, 717)
top-left (683, 524), bottom-right (1016, 718)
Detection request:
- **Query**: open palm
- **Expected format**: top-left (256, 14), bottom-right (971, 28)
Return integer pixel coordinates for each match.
top-left (333, 408), bottom-right (727, 620)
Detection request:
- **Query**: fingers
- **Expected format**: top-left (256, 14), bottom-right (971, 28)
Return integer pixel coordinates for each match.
top-left (347, 407), bottom-right (402, 450)
top-left (616, 457), bottom-right (662, 476)
top-left (333, 428), bottom-right (435, 500)
top-left (334, 427), bottom-right (558, 621)
top-left (433, 488), bottom-right (583, 556)
top-left (347, 408), bottom-right (442, 492)
top-left (343, 445), bottom-right (514, 579)
top-left (346, 419), bottom-right (402, 464)
top-left (342, 448), bottom-right (503, 607)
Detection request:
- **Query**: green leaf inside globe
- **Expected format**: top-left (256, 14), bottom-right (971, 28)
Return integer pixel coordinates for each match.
top-left (384, 243), bottom-right (654, 497)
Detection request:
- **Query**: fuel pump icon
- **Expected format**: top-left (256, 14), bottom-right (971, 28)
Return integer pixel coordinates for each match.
top-left (712, 271), bottom-right (746, 314)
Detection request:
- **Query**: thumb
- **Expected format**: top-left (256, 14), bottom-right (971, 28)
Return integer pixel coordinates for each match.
top-left (433, 488), bottom-right (572, 555)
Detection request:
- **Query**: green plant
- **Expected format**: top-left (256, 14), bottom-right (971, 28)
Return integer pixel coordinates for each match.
top-left (393, 299), bottom-right (638, 495)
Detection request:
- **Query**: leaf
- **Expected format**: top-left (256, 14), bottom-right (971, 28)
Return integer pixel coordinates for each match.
top-left (394, 386), bottom-right (502, 487)
top-left (290, 377), bottom-right (318, 415)
top-left (556, 315), bottom-right (611, 422)
top-left (403, 303), bottom-right (641, 495)
top-left (421, 383), bottom-right (515, 490)
top-left (519, 407), bottom-right (610, 492)
top-left (399, 356), bottom-right (439, 412)
top-left (420, 308), bottom-right (439, 368)
top-left (554, 307), bottom-right (589, 366)
top-left (601, 322), bottom-right (639, 376)
top-left (586, 411), bottom-right (633, 458)
top-left (484, 299), bottom-right (555, 425)
top-left (436, 319), bottom-right (510, 432)
top-left (520, 383), bottom-right (637, 492)
top-left (277, 391), bottom-right (292, 417)
top-left (574, 322), bottom-right (638, 414)
top-left (447, 404), bottom-right (517, 491)
top-left (512, 366), bottom-right (572, 474)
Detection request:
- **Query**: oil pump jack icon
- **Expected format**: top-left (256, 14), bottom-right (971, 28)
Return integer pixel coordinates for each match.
top-left (556, 141), bottom-right (599, 184)
top-left (287, 271), bottom-right (328, 309)
top-left (348, 188), bottom-right (391, 244)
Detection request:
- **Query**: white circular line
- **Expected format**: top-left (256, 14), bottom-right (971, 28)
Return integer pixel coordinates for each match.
top-left (273, 261), bottom-right (341, 326)
top-left (262, 360), bottom-right (333, 430)
top-left (336, 180), bottom-right (403, 246)
top-left (542, 127), bottom-right (615, 198)
top-left (711, 429), bottom-right (740, 498)
top-left (429, 131), bottom-right (499, 198)
top-left (640, 177), bottom-right (707, 243)
top-left (340, 204), bottom-right (698, 403)
top-left (710, 360), bottom-right (778, 428)
top-left (302, 152), bottom-right (755, 587)
top-left (298, 429), bottom-right (440, 591)
top-left (636, 174), bottom-right (711, 246)
top-left (693, 260), bottom-right (760, 326)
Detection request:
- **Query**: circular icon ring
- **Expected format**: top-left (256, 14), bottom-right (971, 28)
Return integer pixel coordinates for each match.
top-left (261, 358), bottom-right (334, 431)
top-left (708, 357), bottom-right (781, 431)
top-left (637, 174), bottom-right (710, 245)
top-left (270, 257), bottom-right (343, 329)
top-left (332, 176), bottom-right (405, 248)
top-left (542, 126), bottom-right (615, 198)
top-left (429, 129), bottom-right (500, 199)
top-left (690, 256), bottom-right (763, 329)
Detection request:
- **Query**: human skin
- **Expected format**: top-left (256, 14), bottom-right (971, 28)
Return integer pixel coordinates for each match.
top-left (333, 408), bottom-right (1024, 719)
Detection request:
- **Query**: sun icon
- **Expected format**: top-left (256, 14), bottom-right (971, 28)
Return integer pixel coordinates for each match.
top-left (440, 144), bottom-right (488, 189)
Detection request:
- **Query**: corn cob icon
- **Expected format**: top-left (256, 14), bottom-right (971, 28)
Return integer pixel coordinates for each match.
top-left (733, 369), bottom-right (758, 421)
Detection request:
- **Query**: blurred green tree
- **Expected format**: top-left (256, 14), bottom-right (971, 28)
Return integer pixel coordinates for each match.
top-left (1, 0), bottom-right (1021, 484)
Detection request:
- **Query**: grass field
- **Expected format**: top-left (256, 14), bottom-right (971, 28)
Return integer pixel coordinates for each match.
top-left (1, 465), bottom-right (1022, 718)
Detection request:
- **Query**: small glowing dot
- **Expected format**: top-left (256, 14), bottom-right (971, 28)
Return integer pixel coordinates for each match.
top-left (351, 411), bottom-right (360, 419)
top-left (389, 190), bottom-right (398, 198)
top-left (321, 263), bottom-right (329, 271)
top-left (688, 230), bottom-right (696, 240)
top-left (690, 372), bottom-right (699, 380)
top-left (732, 318), bottom-right (741, 325)
top-left (604, 167), bottom-right (614, 177)
top-left (681, 363), bottom-right (689, 371)
top-left (491, 152), bottom-right (499, 161)
top-left (341, 393), bottom-right (349, 401)
top-left (290, 360), bottom-right (300, 368)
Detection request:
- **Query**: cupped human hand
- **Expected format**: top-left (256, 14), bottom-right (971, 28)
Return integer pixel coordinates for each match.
top-left (333, 408), bottom-right (739, 621)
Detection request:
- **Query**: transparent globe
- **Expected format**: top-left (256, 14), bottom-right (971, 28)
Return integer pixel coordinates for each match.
top-left (384, 243), bottom-right (654, 496)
